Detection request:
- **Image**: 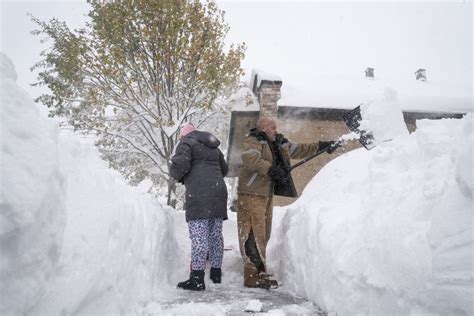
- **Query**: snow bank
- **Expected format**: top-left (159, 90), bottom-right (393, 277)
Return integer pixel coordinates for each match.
top-left (32, 134), bottom-right (181, 315)
top-left (0, 52), bottom-right (65, 315)
top-left (0, 53), bottom-right (181, 315)
top-left (269, 110), bottom-right (473, 315)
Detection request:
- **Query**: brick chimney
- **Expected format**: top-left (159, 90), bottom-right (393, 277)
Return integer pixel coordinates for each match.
top-left (251, 70), bottom-right (282, 118)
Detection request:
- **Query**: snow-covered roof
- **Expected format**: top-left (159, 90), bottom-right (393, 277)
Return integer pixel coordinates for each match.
top-left (239, 67), bottom-right (472, 114)
top-left (279, 75), bottom-right (472, 113)
top-left (249, 68), bottom-right (282, 92)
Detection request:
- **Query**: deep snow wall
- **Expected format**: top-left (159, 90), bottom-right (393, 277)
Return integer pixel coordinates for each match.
top-left (31, 136), bottom-right (180, 315)
top-left (269, 114), bottom-right (473, 315)
top-left (0, 52), bottom-right (65, 314)
top-left (0, 53), bottom-right (181, 315)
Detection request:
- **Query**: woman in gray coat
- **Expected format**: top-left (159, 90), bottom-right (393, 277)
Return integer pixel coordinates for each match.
top-left (169, 122), bottom-right (228, 291)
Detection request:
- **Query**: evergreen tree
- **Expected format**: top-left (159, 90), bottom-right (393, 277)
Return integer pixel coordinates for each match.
top-left (31, 0), bottom-right (245, 207)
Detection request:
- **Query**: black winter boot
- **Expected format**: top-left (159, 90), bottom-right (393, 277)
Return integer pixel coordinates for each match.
top-left (177, 270), bottom-right (205, 291)
top-left (259, 272), bottom-right (279, 289)
top-left (210, 267), bottom-right (221, 284)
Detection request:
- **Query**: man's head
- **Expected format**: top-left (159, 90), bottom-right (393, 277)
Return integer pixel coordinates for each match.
top-left (256, 117), bottom-right (277, 141)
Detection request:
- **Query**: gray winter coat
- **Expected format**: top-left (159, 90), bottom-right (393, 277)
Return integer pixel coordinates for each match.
top-left (169, 131), bottom-right (229, 222)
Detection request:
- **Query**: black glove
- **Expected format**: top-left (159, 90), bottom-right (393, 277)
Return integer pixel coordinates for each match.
top-left (318, 141), bottom-right (340, 154)
top-left (275, 134), bottom-right (289, 146)
top-left (267, 165), bottom-right (287, 180)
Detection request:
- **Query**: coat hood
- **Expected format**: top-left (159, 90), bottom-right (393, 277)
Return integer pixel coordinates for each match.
top-left (187, 130), bottom-right (221, 149)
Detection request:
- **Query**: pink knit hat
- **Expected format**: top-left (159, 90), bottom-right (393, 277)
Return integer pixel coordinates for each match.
top-left (179, 122), bottom-right (196, 137)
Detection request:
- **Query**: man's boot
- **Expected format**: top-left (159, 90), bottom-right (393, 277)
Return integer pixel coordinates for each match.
top-left (243, 263), bottom-right (271, 289)
top-left (177, 270), bottom-right (205, 291)
top-left (210, 267), bottom-right (221, 284)
top-left (259, 272), bottom-right (278, 289)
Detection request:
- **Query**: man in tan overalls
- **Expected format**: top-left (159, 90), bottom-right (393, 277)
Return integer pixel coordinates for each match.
top-left (237, 117), bottom-right (339, 289)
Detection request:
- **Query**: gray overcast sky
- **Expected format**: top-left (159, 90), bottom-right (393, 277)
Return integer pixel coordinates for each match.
top-left (1, 0), bottom-right (472, 103)
top-left (220, 2), bottom-right (472, 91)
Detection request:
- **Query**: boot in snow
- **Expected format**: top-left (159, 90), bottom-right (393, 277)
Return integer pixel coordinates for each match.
top-left (210, 267), bottom-right (221, 284)
top-left (244, 263), bottom-right (271, 290)
top-left (177, 270), bottom-right (205, 291)
top-left (259, 272), bottom-right (278, 289)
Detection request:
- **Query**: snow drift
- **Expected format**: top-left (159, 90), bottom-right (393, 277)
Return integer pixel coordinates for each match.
top-left (269, 109), bottom-right (473, 314)
top-left (0, 52), bottom-right (65, 314)
top-left (31, 136), bottom-right (181, 315)
top-left (0, 53), bottom-right (181, 315)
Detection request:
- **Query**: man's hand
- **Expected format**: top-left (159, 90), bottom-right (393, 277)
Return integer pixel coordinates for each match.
top-left (275, 133), bottom-right (289, 146)
top-left (318, 141), bottom-right (340, 154)
top-left (267, 165), bottom-right (288, 180)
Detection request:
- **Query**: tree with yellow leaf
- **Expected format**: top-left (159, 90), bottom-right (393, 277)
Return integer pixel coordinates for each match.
top-left (31, 0), bottom-right (245, 207)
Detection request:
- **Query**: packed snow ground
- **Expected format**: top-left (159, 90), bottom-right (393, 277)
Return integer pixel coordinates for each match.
top-left (1, 53), bottom-right (473, 315)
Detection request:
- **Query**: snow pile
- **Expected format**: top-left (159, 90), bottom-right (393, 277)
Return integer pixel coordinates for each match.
top-left (32, 135), bottom-right (181, 315)
top-left (0, 53), bottom-right (181, 315)
top-left (269, 108), bottom-right (473, 315)
top-left (359, 87), bottom-right (410, 146)
top-left (0, 52), bottom-right (65, 315)
top-left (245, 299), bottom-right (263, 312)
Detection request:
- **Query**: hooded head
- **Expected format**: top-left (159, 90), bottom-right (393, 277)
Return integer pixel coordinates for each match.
top-left (179, 122), bottom-right (196, 138)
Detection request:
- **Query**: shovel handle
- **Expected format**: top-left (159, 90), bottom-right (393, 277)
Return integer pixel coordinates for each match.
top-left (289, 140), bottom-right (343, 171)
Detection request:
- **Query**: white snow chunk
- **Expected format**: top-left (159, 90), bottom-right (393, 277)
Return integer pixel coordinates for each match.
top-left (245, 299), bottom-right (263, 312)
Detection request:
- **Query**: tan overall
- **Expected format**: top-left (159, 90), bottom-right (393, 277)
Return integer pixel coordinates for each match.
top-left (237, 134), bottom-right (318, 287)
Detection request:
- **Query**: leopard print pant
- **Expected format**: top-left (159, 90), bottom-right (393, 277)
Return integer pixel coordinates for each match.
top-left (188, 218), bottom-right (224, 270)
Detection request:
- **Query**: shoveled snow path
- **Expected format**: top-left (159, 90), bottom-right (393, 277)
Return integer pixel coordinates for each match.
top-left (142, 211), bottom-right (325, 315)
top-left (144, 278), bottom-right (325, 315)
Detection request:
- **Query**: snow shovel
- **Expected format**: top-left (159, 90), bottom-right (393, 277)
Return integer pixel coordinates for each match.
top-left (289, 142), bottom-right (342, 171)
top-left (288, 105), bottom-right (375, 172)
top-left (342, 105), bottom-right (376, 150)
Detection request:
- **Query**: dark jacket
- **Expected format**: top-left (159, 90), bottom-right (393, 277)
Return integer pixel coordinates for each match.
top-left (170, 130), bottom-right (229, 222)
top-left (237, 129), bottom-right (319, 198)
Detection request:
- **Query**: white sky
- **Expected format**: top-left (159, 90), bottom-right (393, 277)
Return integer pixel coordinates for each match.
top-left (220, 1), bottom-right (472, 86)
top-left (1, 0), bottom-right (472, 104)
